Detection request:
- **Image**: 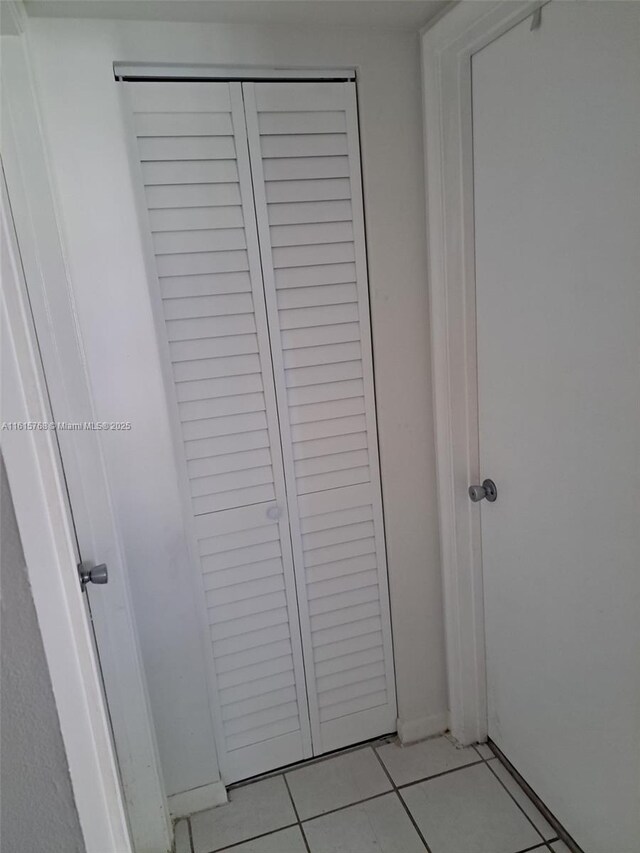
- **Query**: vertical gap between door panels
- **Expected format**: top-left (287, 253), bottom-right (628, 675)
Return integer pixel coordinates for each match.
top-left (350, 79), bottom-right (399, 709)
top-left (238, 80), bottom-right (315, 754)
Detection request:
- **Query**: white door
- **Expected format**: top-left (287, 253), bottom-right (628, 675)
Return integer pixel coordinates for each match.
top-left (125, 78), bottom-right (396, 782)
top-left (243, 81), bottom-right (396, 754)
top-left (126, 81), bottom-right (313, 783)
top-left (1, 56), bottom-right (170, 848)
top-left (473, 4), bottom-right (640, 852)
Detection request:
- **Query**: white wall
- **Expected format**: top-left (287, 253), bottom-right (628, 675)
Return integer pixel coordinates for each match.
top-left (0, 457), bottom-right (86, 853)
top-left (26, 15), bottom-right (447, 796)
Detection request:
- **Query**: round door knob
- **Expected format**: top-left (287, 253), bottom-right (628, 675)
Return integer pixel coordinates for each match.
top-left (77, 561), bottom-right (109, 589)
top-left (266, 505), bottom-right (282, 521)
top-left (468, 479), bottom-right (497, 503)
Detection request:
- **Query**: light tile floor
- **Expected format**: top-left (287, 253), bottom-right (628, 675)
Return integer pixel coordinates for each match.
top-left (175, 736), bottom-right (573, 853)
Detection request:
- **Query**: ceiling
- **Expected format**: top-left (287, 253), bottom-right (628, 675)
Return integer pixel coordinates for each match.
top-left (24, 0), bottom-right (450, 32)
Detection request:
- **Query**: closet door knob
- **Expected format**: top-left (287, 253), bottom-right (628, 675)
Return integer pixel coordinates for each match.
top-left (266, 505), bottom-right (283, 520)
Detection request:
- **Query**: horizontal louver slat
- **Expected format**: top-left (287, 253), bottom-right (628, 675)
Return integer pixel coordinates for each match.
top-left (310, 600), bottom-right (381, 634)
top-left (184, 430), bottom-right (270, 461)
top-left (179, 392), bottom-right (265, 422)
top-left (146, 183), bottom-right (242, 208)
top-left (129, 82), bottom-right (231, 112)
top-left (208, 574), bottom-right (285, 609)
top-left (214, 622), bottom-right (292, 659)
top-left (305, 553), bottom-right (378, 586)
top-left (160, 271), bottom-right (252, 299)
top-left (224, 700), bottom-right (300, 736)
top-left (226, 716), bottom-right (300, 752)
top-left (163, 292), bottom-right (253, 320)
top-left (287, 378), bottom-right (364, 407)
top-left (191, 465), bottom-right (274, 498)
top-left (220, 685), bottom-right (297, 722)
top-left (313, 627), bottom-right (384, 661)
top-left (314, 644), bottom-right (384, 678)
top-left (280, 323), bottom-right (360, 350)
top-left (295, 448), bottom-right (369, 478)
top-left (216, 640), bottom-right (294, 676)
top-left (289, 396), bottom-right (365, 425)
top-left (293, 432), bottom-right (368, 462)
top-left (260, 134), bottom-right (348, 158)
top-left (258, 110), bottom-right (346, 135)
top-left (283, 342), bottom-right (362, 371)
top-left (171, 333), bottom-right (259, 363)
top-left (290, 414), bottom-right (366, 443)
top-left (134, 112), bottom-right (234, 137)
top-left (318, 690), bottom-right (387, 723)
top-left (202, 559), bottom-right (283, 593)
top-left (200, 522), bottom-right (278, 557)
top-left (305, 538), bottom-right (376, 569)
top-left (299, 503), bottom-right (373, 534)
top-left (176, 373), bottom-right (263, 403)
top-left (265, 178), bottom-right (351, 204)
top-left (188, 446), bottom-right (271, 478)
top-left (158, 249), bottom-right (249, 278)
top-left (275, 262), bottom-right (357, 290)
top-left (154, 227), bottom-right (246, 255)
top-left (141, 159), bottom-right (239, 186)
top-left (317, 661), bottom-right (385, 694)
top-left (149, 205), bottom-right (244, 232)
top-left (193, 483), bottom-right (276, 515)
top-left (270, 222), bottom-right (354, 248)
top-left (268, 200), bottom-right (352, 226)
top-left (272, 242), bottom-right (355, 270)
top-left (173, 354), bottom-right (261, 383)
top-left (138, 136), bottom-right (237, 161)
top-left (302, 519), bottom-right (375, 551)
top-left (277, 283), bottom-right (357, 310)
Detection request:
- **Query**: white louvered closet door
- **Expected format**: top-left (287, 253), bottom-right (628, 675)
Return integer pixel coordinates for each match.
top-left (126, 81), bottom-right (312, 783)
top-left (243, 82), bottom-right (397, 753)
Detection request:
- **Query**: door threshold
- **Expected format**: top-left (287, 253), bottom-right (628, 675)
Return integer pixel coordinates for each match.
top-left (227, 731), bottom-right (398, 792)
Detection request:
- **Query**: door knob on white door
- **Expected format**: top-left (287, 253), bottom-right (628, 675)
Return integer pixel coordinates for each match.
top-left (77, 561), bottom-right (109, 589)
top-left (468, 479), bottom-right (497, 503)
top-left (266, 505), bottom-right (283, 520)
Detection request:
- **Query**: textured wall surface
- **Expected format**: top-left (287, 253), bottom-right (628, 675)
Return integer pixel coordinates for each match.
top-left (0, 457), bottom-right (85, 853)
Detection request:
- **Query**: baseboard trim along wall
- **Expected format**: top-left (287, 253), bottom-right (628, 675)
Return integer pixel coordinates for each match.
top-left (167, 781), bottom-right (228, 819)
top-left (397, 712), bottom-right (449, 745)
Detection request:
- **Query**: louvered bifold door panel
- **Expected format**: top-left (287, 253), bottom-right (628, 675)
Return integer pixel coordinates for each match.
top-left (126, 81), bottom-right (311, 782)
top-left (244, 81), bottom-right (397, 753)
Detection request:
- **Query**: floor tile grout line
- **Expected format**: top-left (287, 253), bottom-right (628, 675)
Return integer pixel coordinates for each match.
top-left (473, 743), bottom-right (562, 853)
top-left (396, 758), bottom-right (486, 788)
top-left (371, 745), bottom-right (434, 853)
top-left (473, 745), bottom-right (559, 848)
top-left (301, 787), bottom-right (393, 824)
top-left (282, 772), bottom-right (312, 853)
top-left (483, 752), bottom-right (559, 845)
top-left (477, 748), bottom-right (560, 850)
top-left (204, 820), bottom-right (300, 853)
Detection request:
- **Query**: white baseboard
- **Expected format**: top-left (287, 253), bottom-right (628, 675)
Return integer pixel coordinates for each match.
top-left (168, 780), bottom-right (228, 819)
top-left (396, 712), bottom-right (449, 745)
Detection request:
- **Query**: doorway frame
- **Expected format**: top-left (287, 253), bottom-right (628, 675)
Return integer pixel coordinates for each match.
top-left (420, 0), bottom-right (546, 746)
